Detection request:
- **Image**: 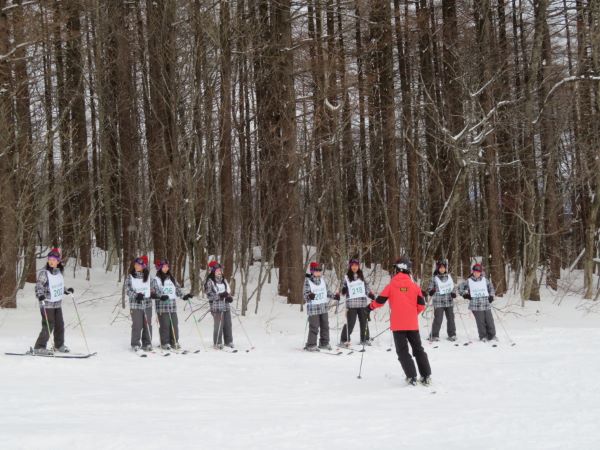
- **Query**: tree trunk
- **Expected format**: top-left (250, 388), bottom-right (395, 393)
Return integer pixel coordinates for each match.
top-left (65, 1), bottom-right (92, 269)
top-left (0, 0), bottom-right (18, 307)
top-left (219, 0), bottom-right (235, 280)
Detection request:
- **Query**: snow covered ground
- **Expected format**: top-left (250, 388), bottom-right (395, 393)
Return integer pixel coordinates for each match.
top-left (1, 258), bottom-right (599, 450)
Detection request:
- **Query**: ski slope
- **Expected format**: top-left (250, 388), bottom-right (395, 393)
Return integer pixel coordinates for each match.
top-left (1, 258), bottom-right (599, 450)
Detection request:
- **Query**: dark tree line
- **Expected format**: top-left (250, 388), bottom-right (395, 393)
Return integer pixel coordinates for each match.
top-left (1, 0), bottom-right (599, 309)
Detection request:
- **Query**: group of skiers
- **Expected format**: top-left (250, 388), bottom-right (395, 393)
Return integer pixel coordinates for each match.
top-left (32, 249), bottom-right (235, 354)
top-left (32, 248), bottom-right (498, 387)
top-left (124, 256), bottom-right (235, 352)
top-left (302, 257), bottom-right (497, 386)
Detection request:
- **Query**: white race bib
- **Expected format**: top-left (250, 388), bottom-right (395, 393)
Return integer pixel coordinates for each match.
top-left (216, 281), bottom-right (229, 295)
top-left (47, 271), bottom-right (64, 303)
top-left (468, 278), bottom-right (489, 298)
top-left (131, 275), bottom-right (151, 298)
top-left (346, 276), bottom-right (366, 299)
top-left (434, 275), bottom-right (454, 295)
top-left (308, 279), bottom-right (328, 305)
top-left (159, 278), bottom-right (177, 300)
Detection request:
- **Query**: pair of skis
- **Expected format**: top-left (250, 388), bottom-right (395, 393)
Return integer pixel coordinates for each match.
top-left (5, 347), bottom-right (97, 359)
top-left (135, 347), bottom-right (200, 357)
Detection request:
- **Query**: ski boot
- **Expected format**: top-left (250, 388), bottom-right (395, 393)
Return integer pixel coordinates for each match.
top-left (214, 344), bottom-right (224, 350)
top-left (172, 343), bottom-right (182, 350)
top-left (420, 376), bottom-right (432, 386)
top-left (56, 345), bottom-right (70, 353)
top-left (131, 345), bottom-right (141, 352)
top-left (318, 344), bottom-right (332, 351)
top-left (225, 343), bottom-right (235, 349)
top-left (406, 377), bottom-right (418, 386)
top-left (143, 345), bottom-right (153, 352)
top-left (304, 345), bottom-right (319, 352)
top-left (33, 348), bottom-right (54, 356)
top-left (160, 344), bottom-right (171, 351)
top-left (447, 336), bottom-right (457, 342)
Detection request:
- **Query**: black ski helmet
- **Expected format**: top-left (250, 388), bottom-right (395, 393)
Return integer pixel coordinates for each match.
top-left (393, 256), bottom-right (412, 274)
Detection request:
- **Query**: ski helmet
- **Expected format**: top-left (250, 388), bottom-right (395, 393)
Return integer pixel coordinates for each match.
top-left (393, 256), bottom-right (412, 274)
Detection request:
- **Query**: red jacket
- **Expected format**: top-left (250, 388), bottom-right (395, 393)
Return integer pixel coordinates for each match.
top-left (369, 272), bottom-right (425, 331)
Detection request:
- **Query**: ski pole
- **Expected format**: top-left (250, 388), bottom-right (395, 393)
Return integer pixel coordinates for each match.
top-left (70, 293), bottom-right (90, 354)
top-left (234, 310), bottom-right (255, 350)
top-left (141, 304), bottom-right (153, 348)
top-left (362, 307), bottom-right (370, 344)
top-left (423, 301), bottom-right (432, 342)
top-left (369, 327), bottom-right (389, 342)
top-left (216, 309), bottom-right (225, 348)
top-left (357, 309), bottom-right (369, 379)
top-left (357, 342), bottom-right (366, 379)
top-left (343, 303), bottom-right (351, 346)
top-left (186, 299), bottom-right (208, 351)
top-left (456, 300), bottom-right (473, 345)
top-left (41, 301), bottom-right (55, 352)
top-left (198, 308), bottom-right (211, 322)
top-left (334, 297), bottom-right (340, 345)
top-left (302, 316), bottom-right (309, 349)
top-left (492, 307), bottom-right (516, 346)
top-left (357, 308), bottom-right (387, 379)
top-left (168, 310), bottom-right (180, 349)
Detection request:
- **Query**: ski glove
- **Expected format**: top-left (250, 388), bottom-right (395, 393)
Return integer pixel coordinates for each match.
top-left (367, 292), bottom-right (376, 300)
top-left (183, 294), bottom-right (193, 301)
top-left (488, 295), bottom-right (494, 303)
top-left (428, 289), bottom-right (435, 297)
top-left (219, 292), bottom-right (229, 300)
top-left (65, 287), bottom-right (74, 294)
top-left (38, 295), bottom-right (46, 305)
top-left (225, 296), bottom-right (233, 303)
top-left (463, 293), bottom-right (471, 300)
top-left (160, 295), bottom-right (170, 301)
top-left (334, 293), bottom-right (340, 301)
top-left (450, 292), bottom-right (457, 299)
top-left (341, 287), bottom-right (348, 296)
top-left (135, 293), bottom-right (144, 302)
top-left (307, 293), bottom-right (316, 300)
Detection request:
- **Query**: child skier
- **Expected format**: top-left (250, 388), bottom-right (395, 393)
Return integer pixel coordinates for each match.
top-left (303, 262), bottom-right (340, 352)
top-left (340, 258), bottom-right (376, 347)
top-left (367, 257), bottom-right (432, 386)
top-left (33, 248), bottom-right (74, 355)
top-left (459, 263), bottom-right (496, 342)
top-left (125, 255), bottom-right (153, 351)
top-left (151, 258), bottom-right (192, 350)
top-left (204, 261), bottom-right (234, 349)
top-left (426, 259), bottom-right (457, 342)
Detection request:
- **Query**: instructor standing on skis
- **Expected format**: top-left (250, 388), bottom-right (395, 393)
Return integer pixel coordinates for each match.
top-left (366, 257), bottom-right (432, 386)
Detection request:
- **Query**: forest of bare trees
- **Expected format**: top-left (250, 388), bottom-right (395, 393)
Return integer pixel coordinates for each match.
top-left (0, 0), bottom-right (598, 309)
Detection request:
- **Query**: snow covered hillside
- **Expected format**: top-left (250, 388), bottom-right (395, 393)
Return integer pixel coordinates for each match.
top-left (1, 257), bottom-right (599, 450)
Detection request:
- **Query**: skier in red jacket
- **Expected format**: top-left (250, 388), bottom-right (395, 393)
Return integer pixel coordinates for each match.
top-left (367, 256), bottom-right (432, 386)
